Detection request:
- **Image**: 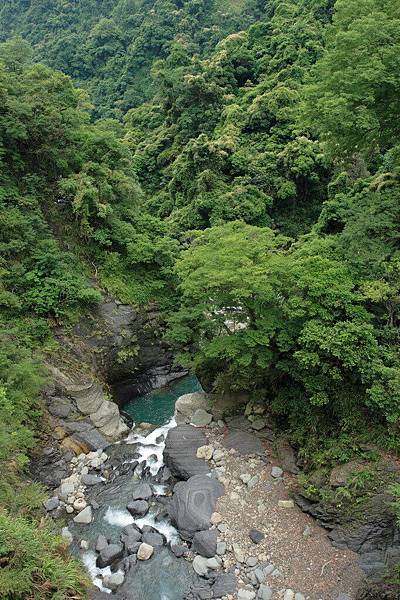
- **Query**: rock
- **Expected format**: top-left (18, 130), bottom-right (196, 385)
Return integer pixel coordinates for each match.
top-left (66, 505), bottom-right (74, 514)
top-left (192, 529), bottom-right (218, 558)
top-left (191, 409), bottom-right (213, 427)
top-left (206, 556), bottom-right (221, 569)
top-left (249, 529), bottom-right (265, 544)
top-left (48, 397), bottom-right (73, 418)
top-left (192, 555), bottom-right (209, 576)
top-left (212, 448), bottom-right (225, 462)
top-left (271, 466), bottom-right (283, 478)
top-left (137, 542), bottom-right (154, 560)
top-left (275, 439), bottom-right (299, 474)
top-left (196, 445), bottom-right (214, 460)
top-left (246, 556), bottom-right (258, 567)
top-left (142, 532), bottom-right (164, 547)
top-left (43, 496), bottom-right (59, 511)
top-left (212, 572), bottom-right (236, 597)
top-left (233, 544), bottom-right (245, 563)
top-left (73, 506), bottom-right (92, 524)
top-left (251, 418), bottom-right (266, 431)
top-left (278, 500), bottom-right (294, 509)
top-left (223, 431), bottom-right (263, 455)
top-left (96, 534), bottom-right (108, 552)
top-left (131, 482), bottom-right (152, 500)
top-left (240, 474), bottom-right (251, 484)
top-left (238, 590), bottom-right (256, 600)
top-left (294, 594), bottom-right (305, 600)
top-left (258, 585), bottom-right (273, 600)
top-left (81, 474), bottom-right (102, 486)
top-left (329, 461), bottom-right (365, 488)
top-left (97, 543), bottom-right (124, 568)
top-left (168, 474), bottom-right (224, 539)
top-left (247, 475), bottom-right (259, 489)
top-left (302, 525), bottom-right (312, 538)
top-left (127, 500), bottom-right (149, 516)
top-left (171, 544), bottom-right (186, 558)
top-left (61, 527), bottom-right (73, 544)
top-left (217, 541), bottom-right (226, 555)
top-left (175, 392), bottom-right (210, 424)
top-left (335, 595), bottom-right (351, 600)
top-left (60, 482), bottom-right (75, 499)
top-left (283, 591), bottom-right (295, 600)
top-left (263, 564), bottom-right (275, 577)
top-left (103, 572), bottom-right (125, 590)
top-left (80, 540), bottom-right (89, 550)
top-left (73, 498), bottom-right (87, 511)
top-left (164, 425), bottom-right (210, 480)
top-left (211, 512), bottom-right (223, 525)
top-left (120, 525), bottom-right (142, 552)
top-left (254, 568), bottom-right (265, 584)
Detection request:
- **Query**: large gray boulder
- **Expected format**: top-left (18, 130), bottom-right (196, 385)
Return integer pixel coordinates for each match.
top-left (96, 543), bottom-right (124, 568)
top-left (175, 392), bottom-right (209, 424)
top-left (164, 425), bottom-right (210, 480)
top-left (168, 474), bottom-right (224, 539)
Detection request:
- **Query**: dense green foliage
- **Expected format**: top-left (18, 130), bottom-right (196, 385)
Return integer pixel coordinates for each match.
top-left (0, 0), bottom-right (399, 595)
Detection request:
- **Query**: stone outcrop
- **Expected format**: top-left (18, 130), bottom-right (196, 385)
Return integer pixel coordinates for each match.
top-left (163, 425), bottom-right (210, 480)
top-left (175, 392), bottom-right (209, 424)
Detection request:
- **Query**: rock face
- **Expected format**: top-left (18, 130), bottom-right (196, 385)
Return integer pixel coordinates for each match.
top-left (73, 297), bottom-right (185, 398)
top-left (164, 425), bottom-right (210, 480)
top-left (296, 482), bottom-right (400, 581)
top-left (175, 392), bottom-right (209, 424)
top-left (168, 474), bottom-right (224, 539)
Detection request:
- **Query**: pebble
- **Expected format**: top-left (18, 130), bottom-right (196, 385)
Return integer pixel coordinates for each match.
top-left (238, 590), bottom-right (256, 600)
top-left (240, 474), bottom-right (251, 484)
top-left (211, 512), bottom-right (223, 525)
top-left (271, 466), bottom-right (283, 478)
top-left (66, 505), bottom-right (74, 514)
top-left (249, 529), bottom-right (264, 544)
top-left (247, 475), bottom-right (259, 489)
top-left (254, 568), bottom-right (265, 583)
top-left (278, 500), bottom-right (294, 509)
top-left (43, 496), bottom-right (59, 511)
top-left (283, 591), bottom-right (295, 600)
top-left (295, 594), bottom-right (306, 600)
top-left (73, 498), bottom-right (87, 511)
top-left (80, 540), bottom-right (89, 550)
top-left (302, 525), bottom-right (312, 537)
top-left (206, 557), bottom-right (221, 569)
top-left (192, 555), bottom-right (208, 576)
top-left (213, 448), bottom-right (225, 462)
top-left (258, 585), bottom-right (273, 600)
top-left (246, 557), bottom-right (258, 567)
top-left (196, 445), bottom-right (214, 460)
top-left (263, 564), bottom-right (275, 576)
top-left (218, 523), bottom-right (227, 533)
top-left (233, 544), bottom-right (245, 563)
top-left (217, 542), bottom-right (226, 555)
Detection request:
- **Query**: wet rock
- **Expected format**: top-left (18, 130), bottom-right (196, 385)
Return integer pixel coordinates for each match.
top-left (137, 542), bottom-right (154, 560)
top-left (95, 534), bottom-right (108, 553)
top-left (131, 482), bottom-right (152, 500)
top-left (103, 572), bottom-right (124, 590)
top-left (127, 500), bottom-right (149, 516)
top-left (171, 544), bottom-right (186, 558)
top-left (168, 474), bottom-right (224, 539)
top-left (191, 409), bottom-right (212, 427)
top-left (73, 506), bottom-right (92, 524)
top-left (223, 431), bottom-right (263, 455)
top-left (142, 532), bottom-right (164, 547)
top-left (164, 425), bottom-right (210, 480)
top-left (43, 496), bottom-right (59, 511)
top-left (81, 474), bottom-right (102, 486)
top-left (192, 529), bottom-right (218, 558)
top-left (249, 529), bottom-right (265, 544)
top-left (97, 543), bottom-right (124, 568)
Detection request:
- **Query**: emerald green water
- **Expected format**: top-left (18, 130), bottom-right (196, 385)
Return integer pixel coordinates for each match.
top-left (124, 375), bottom-right (202, 425)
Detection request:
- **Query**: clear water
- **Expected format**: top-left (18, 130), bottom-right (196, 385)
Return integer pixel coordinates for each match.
top-left (124, 374), bottom-right (202, 425)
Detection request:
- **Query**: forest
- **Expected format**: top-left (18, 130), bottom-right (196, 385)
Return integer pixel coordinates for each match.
top-left (0, 0), bottom-right (399, 597)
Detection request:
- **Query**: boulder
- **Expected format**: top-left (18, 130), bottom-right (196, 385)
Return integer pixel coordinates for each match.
top-left (192, 555), bottom-right (209, 576)
top-left (223, 430), bottom-right (263, 455)
top-left (212, 572), bottom-right (237, 597)
top-left (142, 532), bottom-right (164, 547)
top-left (191, 409), bottom-right (213, 427)
top-left (127, 500), bottom-right (149, 516)
top-left (96, 543), bottom-right (124, 568)
top-left (137, 542), bottom-right (154, 561)
top-left (131, 482), bottom-right (152, 500)
top-left (175, 392), bottom-right (209, 424)
top-left (73, 506), bottom-right (92, 524)
top-left (168, 474), bottom-right (224, 539)
top-left (95, 534), bottom-right (108, 553)
top-left (164, 425), bottom-right (210, 480)
top-left (103, 572), bottom-right (124, 590)
top-left (192, 529), bottom-right (218, 558)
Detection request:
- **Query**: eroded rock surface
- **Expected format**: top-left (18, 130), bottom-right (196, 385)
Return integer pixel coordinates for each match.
top-left (164, 425), bottom-right (210, 480)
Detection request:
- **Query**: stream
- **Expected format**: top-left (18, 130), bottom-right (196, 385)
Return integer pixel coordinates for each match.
top-left (68, 375), bottom-right (202, 599)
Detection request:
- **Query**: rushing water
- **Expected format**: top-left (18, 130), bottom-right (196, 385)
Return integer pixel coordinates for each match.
top-left (70, 374), bottom-right (201, 598)
top-left (124, 374), bottom-right (202, 425)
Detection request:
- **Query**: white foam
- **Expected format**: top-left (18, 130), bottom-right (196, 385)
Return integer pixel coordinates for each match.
top-left (104, 507), bottom-right (134, 527)
top-left (81, 550), bottom-right (114, 593)
top-left (134, 511), bottom-right (179, 544)
top-left (125, 417), bottom-right (176, 475)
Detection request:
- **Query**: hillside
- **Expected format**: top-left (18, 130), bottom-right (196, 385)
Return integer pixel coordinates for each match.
top-left (0, 0), bottom-right (399, 598)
